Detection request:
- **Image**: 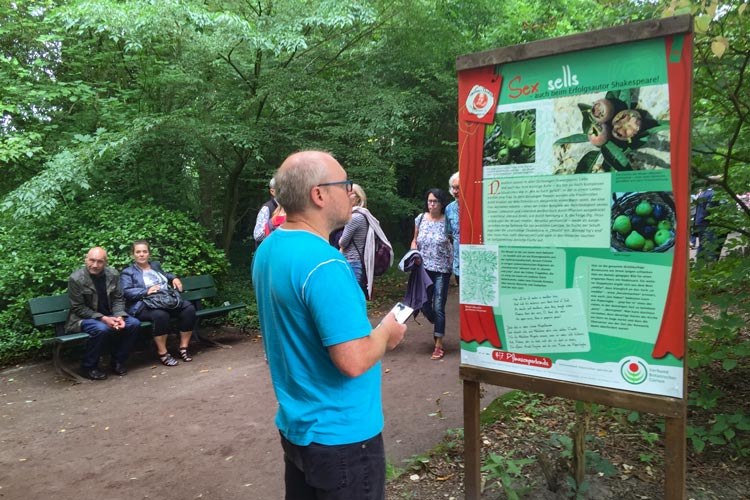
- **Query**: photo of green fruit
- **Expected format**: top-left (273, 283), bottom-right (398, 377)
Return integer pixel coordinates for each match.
top-left (610, 191), bottom-right (676, 253)
top-left (483, 109), bottom-right (536, 166)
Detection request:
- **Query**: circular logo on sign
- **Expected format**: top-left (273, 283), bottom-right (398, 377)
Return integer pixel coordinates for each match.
top-left (620, 357), bottom-right (648, 385)
top-left (465, 85), bottom-right (494, 119)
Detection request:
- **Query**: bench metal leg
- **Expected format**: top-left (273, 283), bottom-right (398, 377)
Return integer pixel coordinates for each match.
top-left (192, 323), bottom-right (231, 349)
top-left (52, 344), bottom-right (89, 384)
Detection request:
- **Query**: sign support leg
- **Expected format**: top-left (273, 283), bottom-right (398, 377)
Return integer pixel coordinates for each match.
top-left (664, 415), bottom-right (686, 499)
top-left (464, 379), bottom-right (481, 500)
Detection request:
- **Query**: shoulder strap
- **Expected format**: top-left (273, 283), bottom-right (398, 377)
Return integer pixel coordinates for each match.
top-left (350, 213), bottom-right (368, 261)
top-left (352, 239), bottom-right (364, 261)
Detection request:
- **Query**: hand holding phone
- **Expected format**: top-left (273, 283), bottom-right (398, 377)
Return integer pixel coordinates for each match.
top-left (390, 302), bottom-right (414, 324)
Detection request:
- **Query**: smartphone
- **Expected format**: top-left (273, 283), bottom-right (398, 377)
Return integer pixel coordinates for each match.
top-left (390, 302), bottom-right (414, 324)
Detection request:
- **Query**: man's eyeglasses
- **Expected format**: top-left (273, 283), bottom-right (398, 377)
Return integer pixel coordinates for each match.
top-left (317, 180), bottom-right (353, 193)
top-left (427, 199), bottom-right (440, 205)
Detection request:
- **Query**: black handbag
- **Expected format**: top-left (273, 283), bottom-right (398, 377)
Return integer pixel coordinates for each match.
top-left (142, 287), bottom-right (183, 310)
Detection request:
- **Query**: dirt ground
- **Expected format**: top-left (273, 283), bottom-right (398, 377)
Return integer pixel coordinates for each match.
top-left (0, 288), bottom-right (507, 500)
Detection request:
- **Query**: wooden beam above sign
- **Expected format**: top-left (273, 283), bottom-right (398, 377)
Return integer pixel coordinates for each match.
top-left (456, 15), bottom-right (693, 71)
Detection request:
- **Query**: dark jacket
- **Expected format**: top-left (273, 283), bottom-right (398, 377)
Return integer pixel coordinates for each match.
top-left (398, 250), bottom-right (433, 319)
top-left (65, 266), bottom-right (128, 333)
top-left (693, 188), bottom-right (717, 227)
top-left (120, 261), bottom-right (176, 316)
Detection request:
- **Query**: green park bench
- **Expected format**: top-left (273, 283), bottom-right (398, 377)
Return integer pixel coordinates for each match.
top-left (28, 274), bottom-right (246, 383)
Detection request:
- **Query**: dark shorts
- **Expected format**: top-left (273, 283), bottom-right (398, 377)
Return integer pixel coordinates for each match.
top-left (280, 432), bottom-right (385, 500)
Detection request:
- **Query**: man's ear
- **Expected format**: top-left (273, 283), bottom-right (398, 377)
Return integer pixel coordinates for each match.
top-left (310, 186), bottom-right (326, 208)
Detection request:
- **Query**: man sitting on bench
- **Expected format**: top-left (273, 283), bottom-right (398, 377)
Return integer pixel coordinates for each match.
top-left (65, 247), bottom-right (140, 380)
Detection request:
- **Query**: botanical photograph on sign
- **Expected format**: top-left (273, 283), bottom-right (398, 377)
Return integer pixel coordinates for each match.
top-left (610, 191), bottom-right (676, 253)
top-left (552, 87), bottom-right (671, 174)
top-left (482, 109), bottom-right (536, 166)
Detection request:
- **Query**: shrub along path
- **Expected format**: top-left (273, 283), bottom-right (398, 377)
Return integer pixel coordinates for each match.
top-left (0, 287), bottom-right (507, 500)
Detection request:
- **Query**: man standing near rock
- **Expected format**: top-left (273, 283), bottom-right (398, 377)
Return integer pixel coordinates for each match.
top-left (252, 151), bottom-right (406, 499)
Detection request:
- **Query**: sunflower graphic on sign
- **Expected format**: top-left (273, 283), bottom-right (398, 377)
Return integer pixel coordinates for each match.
top-left (620, 357), bottom-right (649, 385)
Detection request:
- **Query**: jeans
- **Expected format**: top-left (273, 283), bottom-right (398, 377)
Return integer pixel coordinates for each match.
top-left (348, 260), bottom-right (363, 285)
top-left (280, 432), bottom-right (385, 500)
top-left (79, 316), bottom-right (140, 369)
top-left (348, 260), bottom-right (368, 298)
top-left (421, 271), bottom-right (450, 337)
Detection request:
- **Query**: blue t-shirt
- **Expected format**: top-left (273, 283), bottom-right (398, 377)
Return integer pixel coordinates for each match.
top-left (252, 228), bottom-right (380, 446)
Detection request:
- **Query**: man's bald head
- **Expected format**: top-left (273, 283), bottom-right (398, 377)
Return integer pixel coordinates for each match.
top-left (85, 247), bottom-right (108, 276)
top-left (275, 151), bottom-right (337, 215)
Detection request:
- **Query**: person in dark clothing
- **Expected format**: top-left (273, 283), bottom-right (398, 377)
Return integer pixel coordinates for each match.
top-left (693, 187), bottom-right (728, 261)
top-left (65, 247), bottom-right (140, 380)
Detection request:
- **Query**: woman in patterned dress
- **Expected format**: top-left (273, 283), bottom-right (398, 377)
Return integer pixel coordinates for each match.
top-left (410, 188), bottom-right (453, 359)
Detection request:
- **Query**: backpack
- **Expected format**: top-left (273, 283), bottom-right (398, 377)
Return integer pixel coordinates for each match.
top-left (329, 227), bottom-right (344, 248)
top-left (373, 237), bottom-right (394, 276)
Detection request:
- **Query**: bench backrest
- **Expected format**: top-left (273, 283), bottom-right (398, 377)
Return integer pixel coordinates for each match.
top-left (180, 275), bottom-right (218, 302)
top-left (29, 294), bottom-right (70, 336)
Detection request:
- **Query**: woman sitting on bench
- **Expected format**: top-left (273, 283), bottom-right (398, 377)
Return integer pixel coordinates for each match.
top-left (120, 240), bottom-right (197, 366)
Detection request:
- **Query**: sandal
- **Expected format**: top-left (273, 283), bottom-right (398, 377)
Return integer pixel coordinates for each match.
top-left (178, 347), bottom-right (193, 362)
top-left (431, 346), bottom-right (445, 360)
top-left (158, 352), bottom-right (179, 366)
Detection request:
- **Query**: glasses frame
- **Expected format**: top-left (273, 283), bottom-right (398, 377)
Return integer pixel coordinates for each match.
top-left (317, 180), bottom-right (354, 193)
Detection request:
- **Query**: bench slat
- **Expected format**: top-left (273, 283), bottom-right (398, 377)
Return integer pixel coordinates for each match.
top-left (32, 309), bottom-right (69, 327)
top-left (29, 294), bottom-right (69, 313)
top-left (196, 303), bottom-right (246, 319)
top-left (182, 288), bottom-right (216, 301)
top-left (181, 275), bottom-right (216, 291)
top-left (46, 332), bottom-right (90, 344)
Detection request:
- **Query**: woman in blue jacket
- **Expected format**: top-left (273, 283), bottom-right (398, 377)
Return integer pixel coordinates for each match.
top-left (120, 240), bottom-right (197, 366)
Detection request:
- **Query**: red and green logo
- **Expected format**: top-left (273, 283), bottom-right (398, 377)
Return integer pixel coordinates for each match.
top-left (620, 358), bottom-right (648, 385)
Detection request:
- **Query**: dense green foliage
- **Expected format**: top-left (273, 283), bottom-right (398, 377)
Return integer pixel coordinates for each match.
top-left (0, 0), bottom-right (627, 249)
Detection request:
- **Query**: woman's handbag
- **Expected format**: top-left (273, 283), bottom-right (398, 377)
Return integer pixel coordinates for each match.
top-left (142, 287), bottom-right (183, 310)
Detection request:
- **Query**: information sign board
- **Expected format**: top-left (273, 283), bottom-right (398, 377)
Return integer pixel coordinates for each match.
top-left (457, 20), bottom-right (692, 399)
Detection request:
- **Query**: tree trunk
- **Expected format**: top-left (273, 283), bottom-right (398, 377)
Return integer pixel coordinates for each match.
top-left (221, 157), bottom-right (246, 255)
top-left (198, 163), bottom-right (217, 243)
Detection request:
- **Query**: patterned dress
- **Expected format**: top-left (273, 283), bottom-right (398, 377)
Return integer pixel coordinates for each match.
top-left (415, 214), bottom-right (453, 273)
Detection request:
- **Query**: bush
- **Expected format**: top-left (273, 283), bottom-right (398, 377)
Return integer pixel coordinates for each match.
top-left (0, 197), bottom-right (229, 365)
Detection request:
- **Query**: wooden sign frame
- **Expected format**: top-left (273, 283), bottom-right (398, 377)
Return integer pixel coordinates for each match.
top-left (455, 16), bottom-right (692, 500)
